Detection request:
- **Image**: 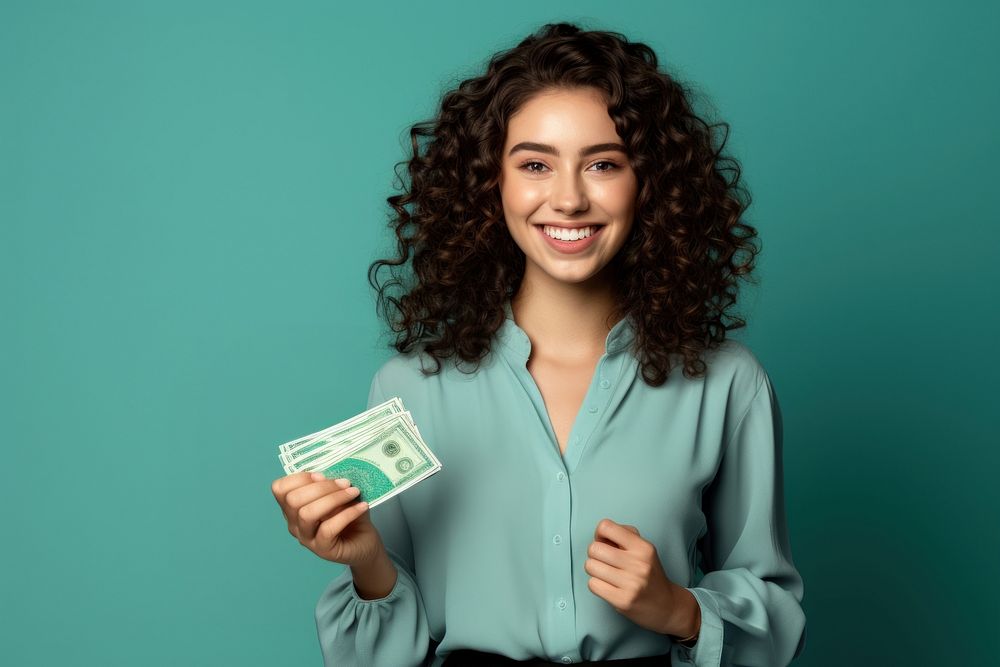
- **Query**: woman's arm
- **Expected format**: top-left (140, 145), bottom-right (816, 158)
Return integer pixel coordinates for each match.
top-left (313, 368), bottom-right (433, 667)
top-left (679, 370), bottom-right (807, 666)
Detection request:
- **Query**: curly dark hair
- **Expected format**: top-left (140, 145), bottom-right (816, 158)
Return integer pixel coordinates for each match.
top-left (367, 21), bottom-right (761, 386)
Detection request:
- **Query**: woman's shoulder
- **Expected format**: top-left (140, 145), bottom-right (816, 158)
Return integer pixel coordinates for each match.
top-left (370, 351), bottom-right (423, 391)
top-left (699, 337), bottom-right (770, 399)
top-left (370, 346), bottom-right (482, 393)
top-left (703, 337), bottom-right (766, 370)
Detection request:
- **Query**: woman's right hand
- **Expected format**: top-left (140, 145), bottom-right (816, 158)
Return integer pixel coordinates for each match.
top-left (271, 471), bottom-right (385, 567)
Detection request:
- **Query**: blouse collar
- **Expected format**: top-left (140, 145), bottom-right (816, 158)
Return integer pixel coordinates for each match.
top-left (496, 298), bottom-right (636, 364)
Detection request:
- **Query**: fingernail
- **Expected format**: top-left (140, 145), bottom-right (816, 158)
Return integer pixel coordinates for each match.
top-left (334, 478), bottom-right (351, 488)
top-left (310, 472), bottom-right (326, 481)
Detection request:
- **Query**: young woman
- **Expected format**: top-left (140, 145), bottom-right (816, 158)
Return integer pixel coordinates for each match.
top-left (271, 22), bottom-right (806, 667)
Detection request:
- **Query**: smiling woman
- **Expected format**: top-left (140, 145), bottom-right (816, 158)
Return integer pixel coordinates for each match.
top-left (499, 87), bottom-right (638, 292)
top-left (292, 20), bottom-right (806, 667)
top-left (367, 23), bottom-right (761, 388)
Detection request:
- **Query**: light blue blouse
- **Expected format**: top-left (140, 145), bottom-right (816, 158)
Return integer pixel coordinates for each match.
top-left (315, 301), bottom-right (807, 666)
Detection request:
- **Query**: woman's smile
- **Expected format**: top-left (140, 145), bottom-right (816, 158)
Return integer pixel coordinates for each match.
top-left (533, 223), bottom-right (607, 254)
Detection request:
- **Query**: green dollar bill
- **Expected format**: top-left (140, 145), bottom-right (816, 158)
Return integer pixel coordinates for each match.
top-left (305, 415), bottom-right (442, 509)
top-left (282, 410), bottom-right (415, 474)
top-left (278, 398), bottom-right (404, 466)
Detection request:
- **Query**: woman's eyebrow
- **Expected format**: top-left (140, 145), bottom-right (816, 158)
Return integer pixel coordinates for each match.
top-left (507, 141), bottom-right (627, 157)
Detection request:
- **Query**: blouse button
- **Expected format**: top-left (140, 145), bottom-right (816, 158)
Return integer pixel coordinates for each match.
top-left (599, 378), bottom-right (610, 389)
top-left (556, 472), bottom-right (566, 482)
top-left (552, 534), bottom-right (562, 545)
top-left (561, 658), bottom-right (572, 664)
top-left (556, 597), bottom-right (567, 610)
top-left (587, 406), bottom-right (598, 413)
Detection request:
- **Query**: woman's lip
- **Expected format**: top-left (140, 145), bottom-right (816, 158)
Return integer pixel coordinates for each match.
top-left (533, 223), bottom-right (605, 229)
top-left (534, 223), bottom-right (604, 254)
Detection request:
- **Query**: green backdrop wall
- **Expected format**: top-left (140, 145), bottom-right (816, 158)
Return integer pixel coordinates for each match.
top-left (3, 1), bottom-right (996, 665)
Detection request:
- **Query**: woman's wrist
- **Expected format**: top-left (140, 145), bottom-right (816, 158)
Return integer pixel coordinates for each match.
top-left (350, 547), bottom-right (398, 600)
top-left (668, 586), bottom-right (701, 645)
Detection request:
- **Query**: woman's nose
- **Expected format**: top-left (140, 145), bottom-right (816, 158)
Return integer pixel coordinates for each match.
top-left (549, 170), bottom-right (588, 214)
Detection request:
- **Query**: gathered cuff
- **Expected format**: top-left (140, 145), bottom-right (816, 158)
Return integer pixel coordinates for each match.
top-left (672, 587), bottom-right (726, 666)
top-left (315, 557), bottom-right (430, 667)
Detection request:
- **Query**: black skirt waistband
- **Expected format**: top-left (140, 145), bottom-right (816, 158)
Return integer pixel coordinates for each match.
top-left (442, 648), bottom-right (671, 666)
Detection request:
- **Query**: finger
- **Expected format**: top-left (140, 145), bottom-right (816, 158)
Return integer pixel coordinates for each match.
top-left (594, 519), bottom-right (643, 551)
top-left (286, 478), bottom-right (351, 511)
top-left (314, 500), bottom-right (370, 552)
top-left (296, 487), bottom-right (363, 541)
top-left (584, 557), bottom-right (633, 590)
top-left (587, 539), bottom-right (630, 569)
top-left (621, 524), bottom-right (640, 535)
top-left (271, 471), bottom-right (316, 502)
top-left (587, 576), bottom-right (626, 610)
top-left (272, 472), bottom-right (319, 522)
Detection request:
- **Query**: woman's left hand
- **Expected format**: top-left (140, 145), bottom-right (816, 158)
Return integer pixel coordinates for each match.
top-left (585, 518), bottom-right (696, 637)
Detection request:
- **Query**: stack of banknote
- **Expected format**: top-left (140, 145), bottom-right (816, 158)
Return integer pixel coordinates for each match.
top-left (277, 397), bottom-right (442, 510)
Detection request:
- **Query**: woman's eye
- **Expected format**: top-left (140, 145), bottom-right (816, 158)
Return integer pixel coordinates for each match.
top-left (518, 160), bottom-right (620, 174)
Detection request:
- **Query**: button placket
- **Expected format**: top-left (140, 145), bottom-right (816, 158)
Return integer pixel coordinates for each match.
top-left (564, 351), bottom-right (634, 474)
top-left (497, 301), bottom-right (637, 665)
top-left (541, 431), bottom-right (576, 658)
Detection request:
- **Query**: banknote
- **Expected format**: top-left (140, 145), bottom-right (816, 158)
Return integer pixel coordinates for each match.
top-left (279, 397), bottom-right (405, 456)
top-left (276, 397), bottom-right (441, 509)
top-left (281, 410), bottom-right (408, 474)
top-left (279, 397), bottom-right (405, 459)
top-left (280, 412), bottom-right (422, 476)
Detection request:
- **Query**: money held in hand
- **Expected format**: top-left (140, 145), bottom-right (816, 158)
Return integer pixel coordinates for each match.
top-left (276, 398), bottom-right (442, 510)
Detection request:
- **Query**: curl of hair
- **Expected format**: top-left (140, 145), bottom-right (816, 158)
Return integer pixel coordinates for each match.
top-left (368, 21), bottom-right (760, 386)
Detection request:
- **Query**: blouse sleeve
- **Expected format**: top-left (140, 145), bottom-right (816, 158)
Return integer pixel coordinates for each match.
top-left (679, 371), bottom-right (807, 667)
top-left (313, 369), bottom-right (433, 667)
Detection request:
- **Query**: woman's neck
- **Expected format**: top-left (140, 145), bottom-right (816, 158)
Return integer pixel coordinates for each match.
top-left (510, 263), bottom-right (622, 362)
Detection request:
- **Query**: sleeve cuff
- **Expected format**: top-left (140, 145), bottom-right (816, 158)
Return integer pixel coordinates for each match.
top-left (315, 554), bottom-right (430, 667)
top-left (672, 587), bottom-right (726, 666)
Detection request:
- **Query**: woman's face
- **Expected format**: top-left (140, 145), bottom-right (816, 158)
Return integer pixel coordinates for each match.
top-left (498, 86), bottom-right (638, 286)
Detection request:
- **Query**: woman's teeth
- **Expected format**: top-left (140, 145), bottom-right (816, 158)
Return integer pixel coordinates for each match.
top-left (542, 225), bottom-right (596, 241)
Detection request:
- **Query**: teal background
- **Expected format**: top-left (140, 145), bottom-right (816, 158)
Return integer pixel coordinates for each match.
top-left (2, 1), bottom-right (997, 665)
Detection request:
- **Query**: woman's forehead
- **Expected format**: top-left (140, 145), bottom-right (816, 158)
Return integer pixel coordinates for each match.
top-left (504, 91), bottom-right (621, 152)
